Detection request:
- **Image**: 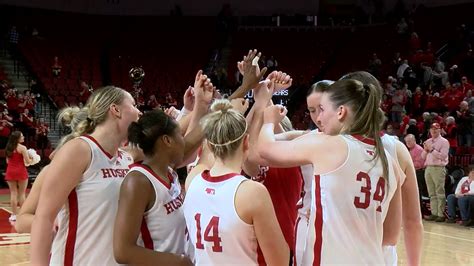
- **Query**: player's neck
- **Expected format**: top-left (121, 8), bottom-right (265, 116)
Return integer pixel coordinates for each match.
top-left (89, 126), bottom-right (122, 157)
top-left (211, 156), bottom-right (243, 176)
top-left (143, 155), bottom-right (170, 180)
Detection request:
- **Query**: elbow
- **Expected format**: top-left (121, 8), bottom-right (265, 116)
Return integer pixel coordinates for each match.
top-left (113, 243), bottom-right (130, 264)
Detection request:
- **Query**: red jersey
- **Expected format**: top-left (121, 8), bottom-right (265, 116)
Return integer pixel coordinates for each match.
top-left (252, 166), bottom-right (303, 252)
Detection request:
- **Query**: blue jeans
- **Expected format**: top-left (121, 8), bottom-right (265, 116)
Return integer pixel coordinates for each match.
top-left (447, 194), bottom-right (472, 221)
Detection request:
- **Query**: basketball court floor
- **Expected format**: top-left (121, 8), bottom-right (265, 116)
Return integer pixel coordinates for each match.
top-left (0, 195), bottom-right (472, 265)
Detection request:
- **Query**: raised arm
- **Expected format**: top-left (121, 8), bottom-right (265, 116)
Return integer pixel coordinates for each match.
top-left (114, 172), bottom-right (191, 265)
top-left (30, 139), bottom-right (91, 265)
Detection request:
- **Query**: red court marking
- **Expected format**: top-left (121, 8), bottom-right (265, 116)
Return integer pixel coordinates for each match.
top-left (0, 208), bottom-right (30, 246)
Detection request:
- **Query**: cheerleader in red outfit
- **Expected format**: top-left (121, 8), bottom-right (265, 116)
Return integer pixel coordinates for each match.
top-left (4, 131), bottom-right (33, 221)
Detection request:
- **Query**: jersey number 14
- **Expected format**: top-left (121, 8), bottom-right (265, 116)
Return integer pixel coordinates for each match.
top-left (194, 213), bottom-right (223, 252)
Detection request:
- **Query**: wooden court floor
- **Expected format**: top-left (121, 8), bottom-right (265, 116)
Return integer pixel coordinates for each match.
top-left (0, 203), bottom-right (473, 265)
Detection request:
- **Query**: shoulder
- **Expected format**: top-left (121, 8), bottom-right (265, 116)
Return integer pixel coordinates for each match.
top-left (236, 180), bottom-right (269, 206)
top-left (17, 144), bottom-right (27, 151)
top-left (51, 138), bottom-right (92, 165)
top-left (122, 170), bottom-right (153, 192)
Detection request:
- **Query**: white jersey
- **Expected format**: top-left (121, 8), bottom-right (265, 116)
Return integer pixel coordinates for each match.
top-left (302, 135), bottom-right (397, 265)
top-left (51, 136), bottom-right (133, 266)
top-left (183, 170), bottom-right (260, 265)
top-left (128, 164), bottom-right (186, 254)
top-left (294, 164), bottom-right (313, 266)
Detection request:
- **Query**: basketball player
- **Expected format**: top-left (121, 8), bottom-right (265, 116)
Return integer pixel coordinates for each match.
top-left (294, 80), bottom-right (333, 266)
top-left (113, 74), bottom-right (214, 265)
top-left (183, 99), bottom-right (289, 265)
top-left (31, 86), bottom-right (140, 265)
top-left (258, 79), bottom-right (403, 264)
top-left (340, 71), bottom-right (423, 265)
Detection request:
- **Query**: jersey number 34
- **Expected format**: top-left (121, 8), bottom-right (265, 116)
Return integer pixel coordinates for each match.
top-left (353, 172), bottom-right (386, 212)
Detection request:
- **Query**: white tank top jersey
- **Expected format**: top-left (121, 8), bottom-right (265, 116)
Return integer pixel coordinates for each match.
top-left (183, 170), bottom-right (260, 265)
top-left (302, 135), bottom-right (397, 265)
top-left (296, 164), bottom-right (314, 218)
top-left (127, 164), bottom-right (186, 254)
top-left (51, 136), bottom-right (133, 266)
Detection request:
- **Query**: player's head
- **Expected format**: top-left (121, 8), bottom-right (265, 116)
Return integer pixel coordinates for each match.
top-left (59, 86), bottom-right (141, 138)
top-left (339, 71), bottom-right (383, 95)
top-left (307, 80), bottom-right (334, 128)
top-left (318, 79), bottom-right (388, 178)
top-left (128, 109), bottom-right (183, 164)
top-left (203, 99), bottom-right (248, 161)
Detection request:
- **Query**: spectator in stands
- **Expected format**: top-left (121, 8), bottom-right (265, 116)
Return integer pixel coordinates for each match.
top-left (35, 117), bottom-right (49, 151)
top-left (397, 59), bottom-right (409, 80)
top-left (406, 119), bottom-right (421, 143)
top-left (420, 112), bottom-right (432, 141)
top-left (446, 166), bottom-right (474, 226)
top-left (51, 56), bottom-right (62, 77)
top-left (455, 101), bottom-right (472, 147)
top-left (412, 87), bottom-right (423, 116)
top-left (449, 65), bottom-right (462, 84)
top-left (432, 58), bottom-right (448, 86)
top-left (420, 63), bottom-right (433, 87)
top-left (266, 56), bottom-right (278, 72)
top-left (19, 109), bottom-right (34, 142)
top-left (441, 82), bottom-right (463, 113)
top-left (409, 32), bottom-right (421, 52)
top-left (165, 92), bottom-right (177, 107)
top-left (391, 87), bottom-right (406, 123)
top-left (422, 122), bottom-right (450, 222)
top-left (24, 90), bottom-right (36, 114)
top-left (444, 116), bottom-right (458, 156)
top-left (146, 94), bottom-right (160, 110)
top-left (396, 18), bottom-right (408, 35)
top-left (405, 134), bottom-right (428, 201)
top-left (368, 53), bottom-right (382, 78)
top-left (461, 76), bottom-right (474, 95)
top-left (0, 112), bottom-right (13, 148)
top-left (79, 80), bottom-right (93, 104)
top-left (4, 88), bottom-right (18, 115)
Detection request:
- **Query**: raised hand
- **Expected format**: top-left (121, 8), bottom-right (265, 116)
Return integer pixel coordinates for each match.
top-left (230, 98), bottom-right (250, 114)
top-left (183, 86), bottom-right (195, 111)
top-left (164, 106), bottom-right (180, 119)
top-left (230, 49), bottom-right (268, 99)
top-left (254, 79), bottom-right (274, 106)
top-left (263, 104), bottom-right (287, 125)
top-left (194, 71), bottom-right (215, 108)
top-left (267, 71), bottom-right (292, 92)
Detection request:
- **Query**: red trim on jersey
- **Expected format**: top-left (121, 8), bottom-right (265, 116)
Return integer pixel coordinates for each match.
top-left (257, 243), bottom-right (266, 265)
top-left (201, 170), bottom-right (239, 183)
top-left (83, 135), bottom-right (114, 159)
top-left (64, 189), bottom-right (78, 266)
top-left (351, 135), bottom-right (375, 146)
top-left (140, 218), bottom-right (154, 250)
top-left (312, 175), bottom-right (323, 266)
top-left (296, 167), bottom-right (305, 210)
top-left (136, 164), bottom-right (172, 190)
top-left (294, 216), bottom-right (302, 266)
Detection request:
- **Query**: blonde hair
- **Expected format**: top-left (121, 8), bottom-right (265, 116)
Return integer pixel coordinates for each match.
top-left (57, 86), bottom-right (127, 136)
top-left (202, 99), bottom-right (247, 160)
